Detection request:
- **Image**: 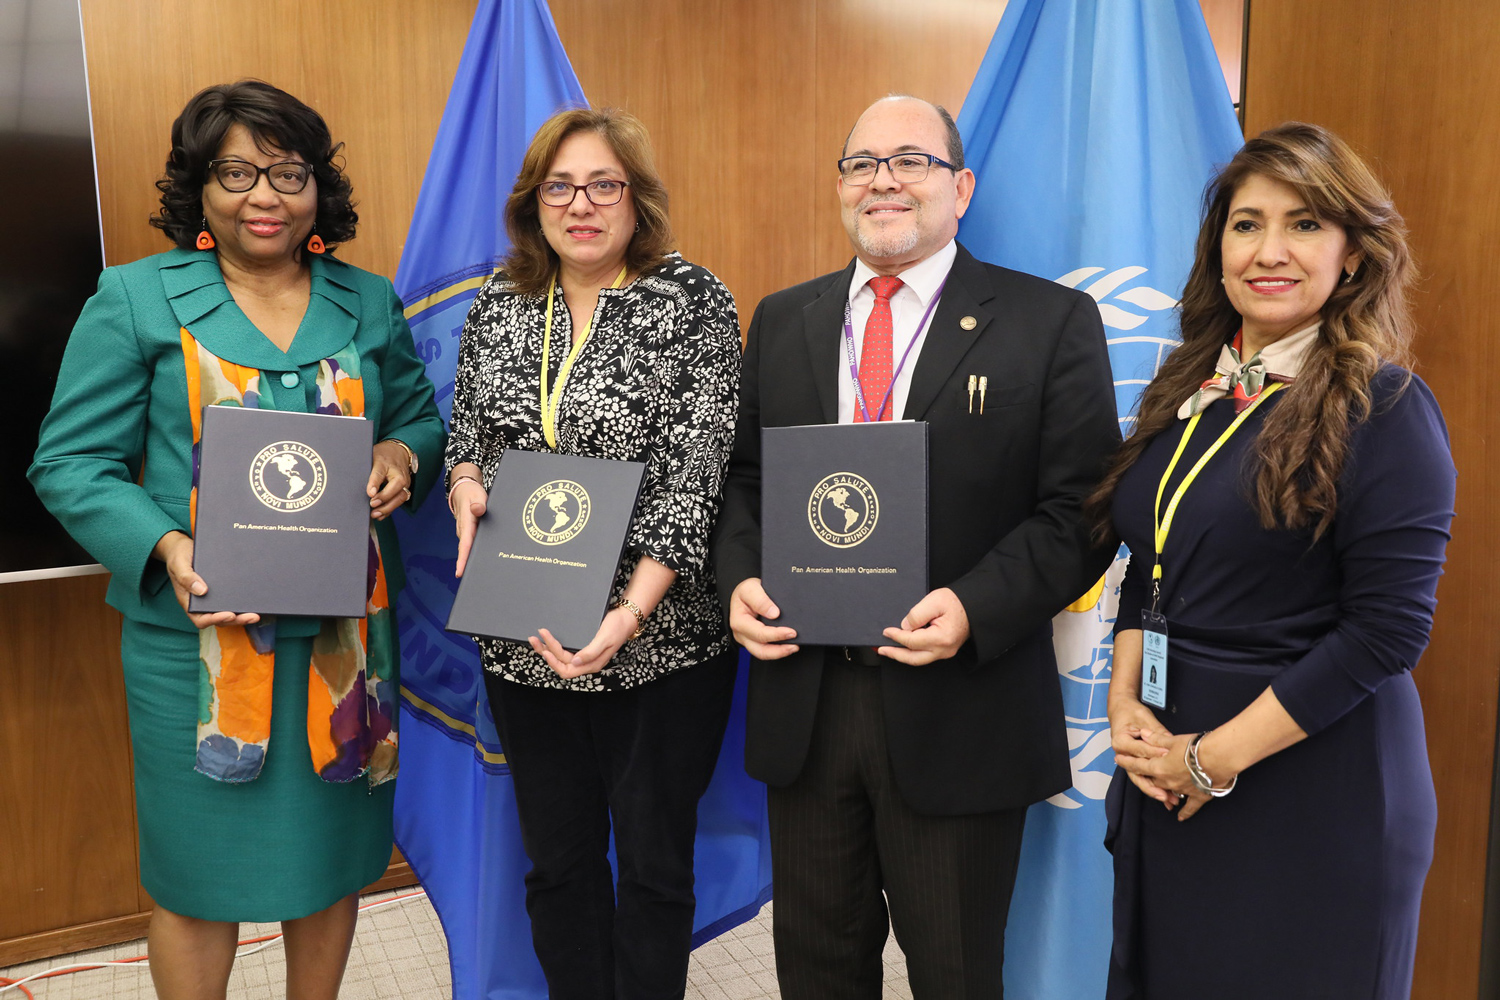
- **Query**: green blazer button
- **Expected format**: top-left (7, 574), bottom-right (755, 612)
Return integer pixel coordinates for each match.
top-left (280, 371), bottom-right (300, 388)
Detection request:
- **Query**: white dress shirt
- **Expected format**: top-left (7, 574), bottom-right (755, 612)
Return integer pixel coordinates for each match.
top-left (837, 239), bottom-right (958, 424)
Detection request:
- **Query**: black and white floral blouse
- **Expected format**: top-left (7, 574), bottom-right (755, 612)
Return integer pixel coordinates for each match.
top-left (445, 253), bottom-right (740, 691)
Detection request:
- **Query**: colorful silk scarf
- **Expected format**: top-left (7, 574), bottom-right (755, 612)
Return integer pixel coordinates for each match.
top-left (1178, 322), bottom-right (1319, 419)
top-left (181, 329), bottom-right (397, 786)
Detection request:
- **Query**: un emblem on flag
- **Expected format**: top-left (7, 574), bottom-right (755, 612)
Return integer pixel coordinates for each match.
top-left (249, 441), bottom-right (327, 512)
top-left (807, 473), bottom-right (879, 548)
top-left (523, 479), bottom-right (591, 545)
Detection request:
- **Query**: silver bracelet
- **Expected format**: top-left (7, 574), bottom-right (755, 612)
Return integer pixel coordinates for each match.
top-left (1184, 730), bottom-right (1238, 798)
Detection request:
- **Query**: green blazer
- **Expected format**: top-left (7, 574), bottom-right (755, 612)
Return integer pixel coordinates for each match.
top-left (28, 247), bottom-right (445, 635)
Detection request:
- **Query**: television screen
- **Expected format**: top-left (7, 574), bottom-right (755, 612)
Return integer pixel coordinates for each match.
top-left (1, 0), bottom-right (105, 577)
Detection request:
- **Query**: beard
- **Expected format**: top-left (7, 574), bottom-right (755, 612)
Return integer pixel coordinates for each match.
top-left (851, 199), bottom-right (923, 259)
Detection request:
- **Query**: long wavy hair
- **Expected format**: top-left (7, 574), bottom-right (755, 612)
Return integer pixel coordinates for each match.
top-left (501, 107), bottom-right (674, 295)
top-left (1088, 122), bottom-right (1415, 542)
top-left (151, 80), bottom-right (357, 254)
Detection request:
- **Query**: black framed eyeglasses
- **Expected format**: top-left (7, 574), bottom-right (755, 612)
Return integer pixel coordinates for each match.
top-left (837, 152), bottom-right (956, 186)
top-left (536, 178), bottom-right (630, 207)
top-left (207, 158), bottom-right (314, 194)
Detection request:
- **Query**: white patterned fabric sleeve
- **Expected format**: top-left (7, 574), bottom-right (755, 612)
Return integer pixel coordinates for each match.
top-left (444, 279), bottom-right (493, 491)
top-left (625, 273), bottom-right (741, 581)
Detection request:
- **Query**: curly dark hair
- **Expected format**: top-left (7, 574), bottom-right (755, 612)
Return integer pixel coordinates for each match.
top-left (151, 80), bottom-right (357, 254)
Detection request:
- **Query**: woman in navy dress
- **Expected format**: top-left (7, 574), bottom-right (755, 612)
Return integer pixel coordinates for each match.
top-left (1096, 122), bottom-right (1455, 999)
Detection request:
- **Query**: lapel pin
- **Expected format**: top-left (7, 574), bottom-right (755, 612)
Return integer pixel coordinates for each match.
top-left (960, 315), bottom-right (978, 331)
top-left (979, 375), bottom-right (988, 414)
top-left (967, 374), bottom-right (977, 413)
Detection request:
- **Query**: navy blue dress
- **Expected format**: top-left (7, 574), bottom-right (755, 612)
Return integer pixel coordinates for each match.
top-left (1105, 367), bottom-right (1455, 1000)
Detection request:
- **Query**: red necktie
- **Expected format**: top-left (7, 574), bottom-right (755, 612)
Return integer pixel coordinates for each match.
top-left (856, 276), bottom-right (904, 422)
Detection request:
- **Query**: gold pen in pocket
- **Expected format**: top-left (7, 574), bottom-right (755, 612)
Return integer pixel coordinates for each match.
top-left (979, 376), bottom-right (988, 414)
top-left (967, 375), bottom-right (978, 413)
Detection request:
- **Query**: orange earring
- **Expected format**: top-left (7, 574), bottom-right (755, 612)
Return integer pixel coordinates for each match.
top-left (196, 217), bottom-right (215, 250)
top-left (307, 229), bottom-right (326, 254)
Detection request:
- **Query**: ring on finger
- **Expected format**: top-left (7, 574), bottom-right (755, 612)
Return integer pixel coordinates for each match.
top-left (401, 486), bottom-right (412, 501)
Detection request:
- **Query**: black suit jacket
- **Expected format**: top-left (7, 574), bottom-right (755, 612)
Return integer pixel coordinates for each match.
top-left (712, 244), bottom-right (1120, 815)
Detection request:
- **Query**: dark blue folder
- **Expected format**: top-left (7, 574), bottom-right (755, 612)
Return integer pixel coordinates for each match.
top-left (188, 405), bottom-right (373, 618)
top-left (446, 449), bottom-right (646, 651)
top-left (761, 422), bottom-right (929, 647)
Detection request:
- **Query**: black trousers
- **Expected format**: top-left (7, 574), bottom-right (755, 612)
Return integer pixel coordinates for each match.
top-left (768, 655), bottom-right (1028, 1000)
top-left (484, 649), bottom-right (737, 1000)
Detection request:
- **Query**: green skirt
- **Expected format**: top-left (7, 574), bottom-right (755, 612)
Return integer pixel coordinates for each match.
top-left (120, 618), bottom-right (394, 922)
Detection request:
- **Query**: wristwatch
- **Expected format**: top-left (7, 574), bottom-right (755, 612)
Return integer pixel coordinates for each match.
top-left (613, 597), bottom-right (647, 640)
top-left (387, 439), bottom-right (418, 476)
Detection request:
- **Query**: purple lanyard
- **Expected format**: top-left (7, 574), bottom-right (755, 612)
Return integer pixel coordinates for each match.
top-left (842, 277), bottom-right (947, 424)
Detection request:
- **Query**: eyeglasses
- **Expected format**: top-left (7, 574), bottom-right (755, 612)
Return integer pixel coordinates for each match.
top-left (207, 158), bottom-right (314, 194)
top-left (837, 152), bottom-right (956, 186)
top-left (536, 178), bottom-right (630, 207)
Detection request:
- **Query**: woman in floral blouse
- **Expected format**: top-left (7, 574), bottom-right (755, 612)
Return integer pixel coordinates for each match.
top-left (444, 107), bottom-right (741, 999)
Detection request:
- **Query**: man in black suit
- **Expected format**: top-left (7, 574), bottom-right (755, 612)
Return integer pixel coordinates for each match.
top-left (712, 96), bottom-right (1119, 998)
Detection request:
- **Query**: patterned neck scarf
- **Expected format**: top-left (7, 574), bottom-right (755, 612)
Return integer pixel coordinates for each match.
top-left (1178, 322), bottom-right (1320, 419)
top-left (181, 329), bottom-right (397, 787)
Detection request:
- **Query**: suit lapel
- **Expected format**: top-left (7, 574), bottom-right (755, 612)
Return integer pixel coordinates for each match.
top-left (903, 245), bottom-right (995, 420)
top-left (802, 260), bottom-right (857, 425)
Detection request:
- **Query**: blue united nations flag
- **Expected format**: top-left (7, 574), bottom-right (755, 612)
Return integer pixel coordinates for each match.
top-left (391, 3), bottom-right (770, 997)
top-left (954, 1), bottom-right (1243, 995)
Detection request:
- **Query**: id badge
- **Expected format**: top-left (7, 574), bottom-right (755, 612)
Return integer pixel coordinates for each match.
top-left (1140, 609), bottom-right (1169, 710)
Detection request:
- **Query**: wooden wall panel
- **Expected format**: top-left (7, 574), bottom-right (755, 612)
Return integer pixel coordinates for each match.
top-left (547, 0), bottom-right (820, 331)
top-left (0, 577), bottom-right (135, 938)
top-left (808, 1), bottom-right (1006, 275)
top-left (1246, 4), bottom-right (1500, 998)
top-left (548, 0), bottom-right (1005, 326)
top-left (1198, 0), bottom-right (1244, 105)
top-left (79, 0), bottom-right (478, 278)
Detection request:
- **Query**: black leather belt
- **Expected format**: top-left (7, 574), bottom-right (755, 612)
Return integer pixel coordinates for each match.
top-left (830, 646), bottom-right (884, 667)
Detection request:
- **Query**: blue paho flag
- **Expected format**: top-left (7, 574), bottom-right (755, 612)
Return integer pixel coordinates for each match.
top-left (954, 1), bottom-right (1242, 996)
top-left (391, 3), bottom-right (771, 997)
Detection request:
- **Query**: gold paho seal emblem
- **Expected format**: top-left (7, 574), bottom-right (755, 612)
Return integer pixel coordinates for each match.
top-left (249, 440), bottom-right (327, 512)
top-left (522, 479), bottom-right (592, 545)
top-left (807, 472), bottom-right (879, 548)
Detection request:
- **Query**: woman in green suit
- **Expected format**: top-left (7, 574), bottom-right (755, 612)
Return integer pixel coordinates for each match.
top-left (28, 81), bottom-right (442, 1000)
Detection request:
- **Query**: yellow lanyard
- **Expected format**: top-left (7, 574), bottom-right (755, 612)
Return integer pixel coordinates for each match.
top-left (1150, 382), bottom-right (1284, 611)
top-left (539, 266), bottom-right (628, 449)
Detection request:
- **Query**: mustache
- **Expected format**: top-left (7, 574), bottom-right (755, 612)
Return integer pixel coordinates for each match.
top-left (856, 195), bottom-right (919, 213)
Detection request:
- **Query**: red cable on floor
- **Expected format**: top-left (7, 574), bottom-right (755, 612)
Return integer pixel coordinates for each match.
top-left (0, 890), bottom-right (428, 997)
